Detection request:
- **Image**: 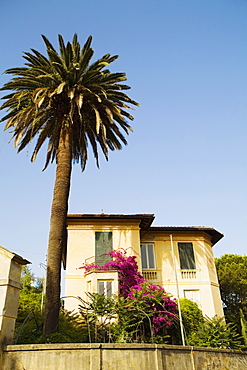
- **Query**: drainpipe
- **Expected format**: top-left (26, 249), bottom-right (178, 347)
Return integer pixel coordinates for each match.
top-left (170, 234), bottom-right (185, 346)
top-left (38, 262), bottom-right (47, 312)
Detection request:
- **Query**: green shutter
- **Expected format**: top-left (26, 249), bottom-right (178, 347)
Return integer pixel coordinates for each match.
top-left (95, 232), bottom-right (113, 266)
top-left (147, 244), bottom-right (155, 268)
top-left (178, 243), bottom-right (196, 269)
top-left (141, 244), bottom-right (155, 269)
top-left (141, 244), bottom-right (147, 269)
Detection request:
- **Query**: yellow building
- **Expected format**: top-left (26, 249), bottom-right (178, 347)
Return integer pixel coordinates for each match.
top-left (64, 213), bottom-right (224, 318)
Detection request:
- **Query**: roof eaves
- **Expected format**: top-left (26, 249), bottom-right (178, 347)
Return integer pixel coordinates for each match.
top-left (67, 213), bottom-right (155, 230)
top-left (149, 226), bottom-right (223, 246)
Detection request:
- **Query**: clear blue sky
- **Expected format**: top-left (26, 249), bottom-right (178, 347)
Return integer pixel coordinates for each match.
top-left (0, 0), bottom-right (246, 277)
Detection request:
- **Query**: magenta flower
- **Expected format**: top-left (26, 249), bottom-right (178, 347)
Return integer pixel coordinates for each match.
top-left (79, 248), bottom-right (178, 335)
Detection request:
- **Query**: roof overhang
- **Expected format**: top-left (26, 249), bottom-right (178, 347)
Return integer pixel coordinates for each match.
top-left (63, 214), bottom-right (223, 269)
top-left (149, 226), bottom-right (223, 246)
top-left (63, 214), bottom-right (155, 269)
top-left (67, 213), bottom-right (155, 231)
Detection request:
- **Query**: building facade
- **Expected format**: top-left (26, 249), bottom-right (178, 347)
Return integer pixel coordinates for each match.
top-left (64, 214), bottom-right (224, 318)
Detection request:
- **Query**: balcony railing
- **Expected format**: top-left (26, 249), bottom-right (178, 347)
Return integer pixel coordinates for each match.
top-left (85, 255), bottom-right (112, 267)
top-left (180, 270), bottom-right (197, 279)
top-left (142, 270), bottom-right (161, 282)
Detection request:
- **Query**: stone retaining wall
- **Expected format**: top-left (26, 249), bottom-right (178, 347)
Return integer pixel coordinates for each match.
top-left (2, 343), bottom-right (247, 370)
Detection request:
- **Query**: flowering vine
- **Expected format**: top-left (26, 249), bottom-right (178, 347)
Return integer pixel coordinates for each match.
top-left (79, 249), bottom-right (177, 336)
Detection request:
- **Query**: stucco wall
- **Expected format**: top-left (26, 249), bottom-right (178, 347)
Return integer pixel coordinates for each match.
top-left (65, 219), bottom-right (141, 311)
top-left (65, 219), bottom-right (224, 318)
top-left (0, 246), bottom-right (29, 345)
top-left (141, 230), bottom-right (224, 318)
top-left (2, 343), bottom-right (247, 370)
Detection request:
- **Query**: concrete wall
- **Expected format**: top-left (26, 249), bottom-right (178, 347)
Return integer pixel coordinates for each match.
top-left (0, 246), bottom-right (29, 345)
top-left (2, 343), bottom-right (247, 370)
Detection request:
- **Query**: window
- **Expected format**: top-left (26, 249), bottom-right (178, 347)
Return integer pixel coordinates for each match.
top-left (98, 280), bottom-right (113, 297)
top-left (178, 242), bottom-right (196, 270)
top-left (95, 232), bottom-right (112, 266)
top-left (87, 281), bottom-right (92, 294)
top-left (140, 244), bottom-right (155, 269)
top-left (184, 290), bottom-right (200, 305)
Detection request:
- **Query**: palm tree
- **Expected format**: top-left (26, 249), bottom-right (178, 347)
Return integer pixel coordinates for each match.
top-left (0, 34), bottom-right (139, 335)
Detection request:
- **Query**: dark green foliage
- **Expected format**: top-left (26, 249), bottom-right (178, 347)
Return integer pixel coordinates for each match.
top-left (170, 298), bottom-right (204, 345)
top-left (79, 293), bottom-right (117, 343)
top-left (187, 316), bottom-right (243, 350)
top-left (36, 311), bottom-right (87, 344)
top-left (16, 310), bottom-right (88, 344)
top-left (15, 266), bottom-right (43, 343)
top-left (215, 254), bottom-right (247, 324)
top-left (179, 298), bottom-right (204, 336)
top-left (17, 266), bottom-right (43, 319)
top-left (15, 267), bottom-right (87, 344)
top-left (240, 309), bottom-right (247, 347)
top-left (79, 292), bottom-right (174, 344)
top-left (15, 311), bottom-right (42, 344)
top-left (171, 299), bottom-right (244, 350)
top-left (16, 264), bottom-right (246, 349)
top-left (215, 254), bottom-right (247, 343)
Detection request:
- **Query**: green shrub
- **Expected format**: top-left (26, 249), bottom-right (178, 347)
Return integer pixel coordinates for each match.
top-left (180, 298), bottom-right (204, 336)
top-left (170, 298), bottom-right (203, 345)
top-left (15, 309), bottom-right (88, 344)
top-left (187, 316), bottom-right (243, 350)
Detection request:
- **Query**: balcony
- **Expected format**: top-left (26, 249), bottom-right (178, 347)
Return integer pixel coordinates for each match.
top-left (180, 269), bottom-right (198, 279)
top-left (142, 269), bottom-right (161, 282)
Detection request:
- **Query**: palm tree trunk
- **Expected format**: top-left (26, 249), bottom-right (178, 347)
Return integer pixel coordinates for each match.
top-left (43, 128), bottom-right (72, 335)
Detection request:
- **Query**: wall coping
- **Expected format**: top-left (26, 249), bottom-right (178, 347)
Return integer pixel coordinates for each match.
top-left (0, 278), bottom-right (22, 289)
top-left (4, 343), bottom-right (247, 355)
top-left (0, 246), bottom-right (30, 265)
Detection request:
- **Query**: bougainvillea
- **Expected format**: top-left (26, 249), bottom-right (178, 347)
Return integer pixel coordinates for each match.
top-left (127, 283), bottom-right (177, 334)
top-left (79, 249), bottom-right (177, 336)
top-left (80, 249), bottom-right (144, 297)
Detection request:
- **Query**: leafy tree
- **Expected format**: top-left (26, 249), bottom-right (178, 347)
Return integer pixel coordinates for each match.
top-left (15, 266), bottom-right (43, 343)
top-left (0, 35), bottom-right (138, 335)
top-left (215, 254), bottom-right (247, 324)
top-left (19, 266), bottom-right (43, 312)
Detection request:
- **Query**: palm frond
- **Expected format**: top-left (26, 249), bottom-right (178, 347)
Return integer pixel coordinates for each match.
top-left (81, 35), bottom-right (93, 57)
top-left (0, 33), bottom-right (138, 170)
top-left (30, 49), bottom-right (50, 66)
top-left (58, 35), bottom-right (67, 61)
top-left (31, 115), bottom-right (58, 163)
top-left (41, 35), bottom-right (56, 52)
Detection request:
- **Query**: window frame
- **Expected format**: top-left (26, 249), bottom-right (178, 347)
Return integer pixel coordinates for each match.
top-left (97, 280), bottom-right (113, 297)
top-left (178, 242), bottom-right (196, 270)
top-left (95, 231), bottom-right (113, 266)
top-left (140, 243), bottom-right (156, 269)
top-left (183, 289), bottom-right (201, 305)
